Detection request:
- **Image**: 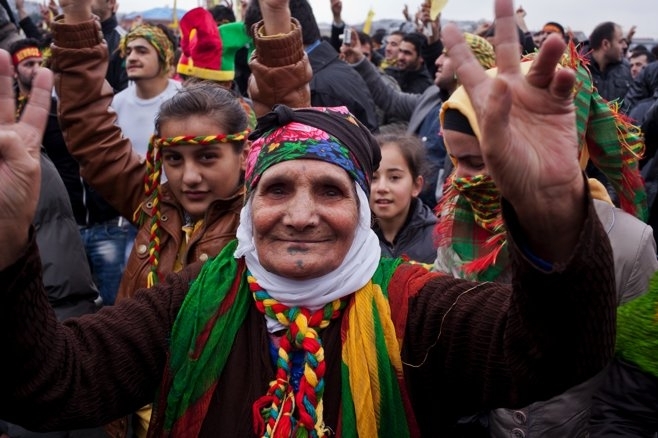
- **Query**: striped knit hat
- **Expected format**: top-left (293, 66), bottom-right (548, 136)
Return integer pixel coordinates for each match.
top-left (177, 7), bottom-right (251, 82)
top-left (462, 32), bottom-right (496, 70)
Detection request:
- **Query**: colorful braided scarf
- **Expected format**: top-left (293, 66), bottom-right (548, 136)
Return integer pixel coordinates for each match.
top-left (136, 130), bottom-right (250, 287)
top-left (246, 121), bottom-right (368, 195)
top-left (250, 277), bottom-right (346, 437)
top-left (162, 240), bottom-right (415, 437)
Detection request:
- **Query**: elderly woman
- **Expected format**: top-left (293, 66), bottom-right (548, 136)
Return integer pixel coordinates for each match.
top-left (0, 0), bottom-right (616, 436)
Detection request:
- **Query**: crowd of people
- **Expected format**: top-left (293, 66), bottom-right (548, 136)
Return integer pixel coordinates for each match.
top-left (0, 0), bottom-right (657, 436)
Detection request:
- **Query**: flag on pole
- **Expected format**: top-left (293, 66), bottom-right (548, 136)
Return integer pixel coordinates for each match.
top-left (362, 8), bottom-right (375, 34)
top-left (430, 0), bottom-right (449, 20)
top-left (172, 0), bottom-right (179, 29)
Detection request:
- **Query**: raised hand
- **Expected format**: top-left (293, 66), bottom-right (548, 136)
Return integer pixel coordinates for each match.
top-left (40, 2), bottom-right (53, 27)
top-left (259, 0), bottom-right (291, 36)
top-left (0, 50), bottom-right (52, 269)
top-left (402, 4), bottom-right (411, 22)
top-left (442, 0), bottom-right (583, 260)
top-left (339, 28), bottom-right (365, 64)
top-left (47, 0), bottom-right (59, 14)
top-left (330, 0), bottom-right (342, 23)
top-left (57, 0), bottom-right (92, 23)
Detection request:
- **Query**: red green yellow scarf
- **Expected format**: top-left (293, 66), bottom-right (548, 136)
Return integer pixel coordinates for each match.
top-left (159, 240), bottom-right (418, 437)
top-left (434, 173), bottom-right (509, 282)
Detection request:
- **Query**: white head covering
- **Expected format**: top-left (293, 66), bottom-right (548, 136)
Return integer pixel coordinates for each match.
top-left (234, 184), bottom-right (381, 332)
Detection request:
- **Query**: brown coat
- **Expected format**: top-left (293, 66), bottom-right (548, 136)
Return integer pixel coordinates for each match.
top-left (48, 18), bottom-right (312, 302)
top-left (0, 198), bottom-right (617, 436)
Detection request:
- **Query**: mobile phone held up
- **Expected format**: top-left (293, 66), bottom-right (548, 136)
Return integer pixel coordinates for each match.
top-left (342, 27), bottom-right (352, 45)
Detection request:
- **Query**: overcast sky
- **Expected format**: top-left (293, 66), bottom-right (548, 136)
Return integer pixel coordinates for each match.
top-left (127, 1), bottom-right (658, 39)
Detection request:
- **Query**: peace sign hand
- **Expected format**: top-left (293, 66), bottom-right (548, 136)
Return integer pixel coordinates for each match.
top-left (442, 0), bottom-right (583, 261)
top-left (0, 50), bottom-right (53, 269)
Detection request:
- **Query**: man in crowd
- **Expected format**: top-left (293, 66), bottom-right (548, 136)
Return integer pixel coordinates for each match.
top-left (630, 48), bottom-right (655, 79)
top-left (111, 24), bottom-right (181, 159)
top-left (585, 21), bottom-right (632, 103)
top-left (384, 31), bottom-right (433, 94)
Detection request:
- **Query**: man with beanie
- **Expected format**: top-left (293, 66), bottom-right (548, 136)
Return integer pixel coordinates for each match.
top-left (112, 24), bottom-right (181, 159)
top-left (341, 32), bottom-right (496, 209)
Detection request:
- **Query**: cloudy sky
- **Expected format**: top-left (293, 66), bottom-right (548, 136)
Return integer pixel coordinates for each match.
top-left (127, 0), bottom-right (658, 39)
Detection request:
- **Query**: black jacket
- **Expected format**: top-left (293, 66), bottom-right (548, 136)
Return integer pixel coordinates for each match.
top-left (101, 14), bottom-right (128, 93)
top-left (36, 153), bottom-right (99, 320)
top-left (624, 61), bottom-right (658, 112)
top-left (308, 40), bottom-right (379, 133)
top-left (586, 55), bottom-right (632, 104)
top-left (384, 65), bottom-right (433, 95)
top-left (40, 95), bottom-right (123, 227)
top-left (375, 197), bottom-right (438, 263)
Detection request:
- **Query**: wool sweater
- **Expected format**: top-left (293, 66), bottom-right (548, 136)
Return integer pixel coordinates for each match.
top-left (0, 198), bottom-right (616, 436)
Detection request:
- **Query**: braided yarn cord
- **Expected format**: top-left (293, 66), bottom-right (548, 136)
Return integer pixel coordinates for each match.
top-left (138, 130), bottom-right (250, 287)
top-left (250, 275), bottom-right (346, 438)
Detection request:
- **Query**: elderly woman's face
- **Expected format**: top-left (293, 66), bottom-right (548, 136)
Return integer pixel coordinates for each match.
top-left (251, 159), bottom-right (359, 280)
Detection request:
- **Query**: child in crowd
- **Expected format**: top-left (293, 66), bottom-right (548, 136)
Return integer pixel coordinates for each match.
top-left (370, 134), bottom-right (437, 263)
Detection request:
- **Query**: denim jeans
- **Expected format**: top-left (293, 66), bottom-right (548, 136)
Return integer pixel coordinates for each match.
top-left (124, 222), bottom-right (139, 265)
top-left (79, 218), bottom-right (129, 306)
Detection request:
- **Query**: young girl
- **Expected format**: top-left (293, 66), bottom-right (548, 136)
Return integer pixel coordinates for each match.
top-left (370, 133), bottom-right (437, 263)
top-left (54, 10), bottom-right (310, 303)
top-left (51, 1), bottom-right (310, 435)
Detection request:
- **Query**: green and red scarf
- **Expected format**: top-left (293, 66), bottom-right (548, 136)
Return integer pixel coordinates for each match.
top-left (159, 240), bottom-right (419, 437)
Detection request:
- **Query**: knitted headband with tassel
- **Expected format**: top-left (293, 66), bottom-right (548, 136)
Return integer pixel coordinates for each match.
top-left (136, 131), bottom-right (250, 287)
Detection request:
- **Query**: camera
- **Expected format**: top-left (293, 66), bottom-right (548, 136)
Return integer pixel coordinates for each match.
top-left (342, 27), bottom-right (352, 45)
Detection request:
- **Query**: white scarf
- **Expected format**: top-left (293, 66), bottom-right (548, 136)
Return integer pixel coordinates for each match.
top-left (235, 185), bottom-right (381, 332)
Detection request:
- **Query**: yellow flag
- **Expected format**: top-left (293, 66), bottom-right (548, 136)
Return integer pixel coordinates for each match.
top-left (430, 0), bottom-right (449, 20)
top-left (362, 8), bottom-right (375, 34)
top-left (171, 0), bottom-right (179, 29)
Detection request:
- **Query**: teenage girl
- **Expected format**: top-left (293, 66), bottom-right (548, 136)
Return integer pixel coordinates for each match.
top-left (370, 133), bottom-right (437, 263)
